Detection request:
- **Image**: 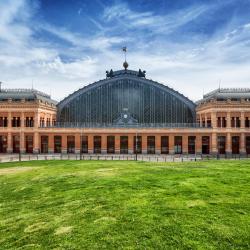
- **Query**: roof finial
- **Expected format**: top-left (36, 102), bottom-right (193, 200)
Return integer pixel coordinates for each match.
top-left (0, 81), bottom-right (2, 92)
top-left (122, 47), bottom-right (128, 70)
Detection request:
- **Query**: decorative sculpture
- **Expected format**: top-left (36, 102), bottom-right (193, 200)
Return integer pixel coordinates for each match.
top-left (138, 69), bottom-right (146, 77)
top-left (106, 69), bottom-right (114, 78)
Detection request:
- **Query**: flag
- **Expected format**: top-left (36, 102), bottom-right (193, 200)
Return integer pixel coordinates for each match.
top-left (122, 47), bottom-right (127, 52)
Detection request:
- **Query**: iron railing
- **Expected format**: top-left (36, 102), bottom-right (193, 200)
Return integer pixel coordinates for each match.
top-left (41, 122), bottom-right (212, 129)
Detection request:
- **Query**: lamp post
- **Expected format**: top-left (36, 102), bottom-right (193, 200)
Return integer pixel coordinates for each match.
top-left (80, 127), bottom-right (83, 160)
top-left (135, 131), bottom-right (138, 161)
top-left (19, 121), bottom-right (22, 162)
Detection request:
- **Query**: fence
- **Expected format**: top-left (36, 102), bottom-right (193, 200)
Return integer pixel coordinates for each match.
top-left (0, 153), bottom-right (248, 163)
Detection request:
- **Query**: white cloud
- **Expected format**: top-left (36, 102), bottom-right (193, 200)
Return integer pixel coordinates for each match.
top-left (103, 2), bottom-right (211, 34)
top-left (0, 0), bottom-right (249, 103)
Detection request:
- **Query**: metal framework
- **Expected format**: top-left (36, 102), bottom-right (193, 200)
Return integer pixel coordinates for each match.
top-left (57, 70), bottom-right (196, 125)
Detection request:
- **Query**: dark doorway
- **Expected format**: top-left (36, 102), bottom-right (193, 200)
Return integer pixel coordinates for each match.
top-left (81, 135), bottom-right (88, 153)
top-left (0, 135), bottom-right (7, 153)
top-left (94, 136), bottom-right (101, 154)
top-left (120, 136), bottom-right (128, 154)
top-left (246, 136), bottom-right (250, 154)
top-left (232, 136), bottom-right (240, 154)
top-left (41, 136), bottom-right (48, 153)
top-left (202, 136), bottom-right (210, 154)
top-left (218, 136), bottom-right (226, 154)
top-left (107, 136), bottom-right (115, 154)
top-left (147, 136), bottom-right (155, 154)
top-left (67, 136), bottom-right (75, 153)
top-left (25, 135), bottom-right (33, 153)
top-left (188, 136), bottom-right (196, 154)
top-left (54, 136), bottom-right (62, 153)
top-left (174, 136), bottom-right (182, 154)
top-left (133, 136), bottom-right (142, 154)
top-left (161, 136), bottom-right (169, 154)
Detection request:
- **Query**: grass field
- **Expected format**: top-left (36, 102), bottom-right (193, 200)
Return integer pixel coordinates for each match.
top-left (0, 160), bottom-right (249, 249)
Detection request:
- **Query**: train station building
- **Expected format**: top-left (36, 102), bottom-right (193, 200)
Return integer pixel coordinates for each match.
top-left (0, 66), bottom-right (250, 156)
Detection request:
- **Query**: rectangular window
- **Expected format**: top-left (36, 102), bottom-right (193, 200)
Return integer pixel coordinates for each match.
top-left (4, 117), bottom-right (7, 127)
top-left (207, 119), bottom-right (211, 128)
top-left (174, 136), bottom-right (182, 154)
top-left (120, 136), bottom-right (128, 154)
top-left (25, 117), bottom-right (34, 127)
top-left (217, 117), bottom-right (221, 128)
top-left (54, 136), bottom-right (62, 153)
top-left (67, 136), bottom-right (75, 153)
top-left (12, 117), bottom-right (21, 127)
top-left (231, 117), bottom-right (241, 128)
top-left (147, 136), bottom-right (155, 154)
top-left (161, 136), bottom-right (169, 154)
top-left (94, 136), bottom-right (101, 154)
top-left (188, 136), bottom-right (196, 154)
top-left (81, 135), bottom-right (88, 153)
top-left (245, 118), bottom-right (249, 128)
top-left (218, 136), bottom-right (226, 154)
top-left (222, 117), bottom-right (227, 127)
top-left (133, 136), bottom-right (142, 154)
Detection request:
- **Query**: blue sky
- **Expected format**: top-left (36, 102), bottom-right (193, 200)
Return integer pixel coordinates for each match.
top-left (0, 0), bottom-right (250, 101)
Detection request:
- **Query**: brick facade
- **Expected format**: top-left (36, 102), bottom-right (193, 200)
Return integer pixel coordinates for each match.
top-left (0, 89), bottom-right (250, 156)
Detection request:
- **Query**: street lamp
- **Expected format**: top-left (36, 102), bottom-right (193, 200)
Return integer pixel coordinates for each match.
top-left (19, 121), bottom-right (22, 162)
top-left (135, 131), bottom-right (138, 161)
top-left (80, 126), bottom-right (83, 160)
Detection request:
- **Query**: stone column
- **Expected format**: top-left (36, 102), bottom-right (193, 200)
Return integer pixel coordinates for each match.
top-left (226, 132), bottom-right (232, 157)
top-left (7, 132), bottom-right (12, 153)
top-left (115, 135), bottom-right (120, 154)
top-left (75, 134), bottom-right (81, 154)
top-left (21, 112), bottom-right (25, 128)
top-left (87, 134), bottom-right (93, 154)
top-left (141, 135), bottom-right (147, 154)
top-left (240, 133), bottom-right (246, 156)
top-left (128, 134), bottom-right (133, 154)
top-left (226, 112), bottom-right (231, 128)
top-left (169, 134), bottom-right (174, 154)
top-left (205, 114), bottom-right (207, 128)
top-left (199, 114), bottom-right (202, 127)
top-left (240, 112), bottom-right (245, 129)
top-left (155, 134), bottom-right (161, 154)
top-left (20, 131), bottom-right (25, 153)
top-left (34, 112), bottom-right (38, 128)
top-left (196, 135), bottom-right (202, 155)
top-left (61, 134), bottom-right (67, 154)
top-left (182, 135), bottom-right (188, 154)
top-left (211, 112), bottom-right (217, 128)
top-left (101, 135), bottom-right (107, 154)
top-left (8, 112), bottom-right (11, 128)
top-left (211, 132), bottom-right (217, 155)
top-left (33, 132), bottom-right (39, 154)
top-left (48, 134), bottom-right (54, 153)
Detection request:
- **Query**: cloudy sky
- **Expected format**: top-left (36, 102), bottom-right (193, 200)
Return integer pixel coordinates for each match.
top-left (0, 0), bottom-right (250, 102)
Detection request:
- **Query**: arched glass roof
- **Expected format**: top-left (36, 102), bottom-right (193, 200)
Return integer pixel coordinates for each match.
top-left (57, 69), bottom-right (196, 126)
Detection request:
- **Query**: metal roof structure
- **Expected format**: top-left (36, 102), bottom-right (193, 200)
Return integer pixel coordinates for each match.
top-left (0, 88), bottom-right (57, 105)
top-left (57, 68), bottom-right (196, 125)
top-left (197, 88), bottom-right (250, 104)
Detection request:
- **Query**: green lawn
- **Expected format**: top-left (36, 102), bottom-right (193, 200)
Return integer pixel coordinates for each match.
top-left (0, 160), bottom-right (249, 249)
